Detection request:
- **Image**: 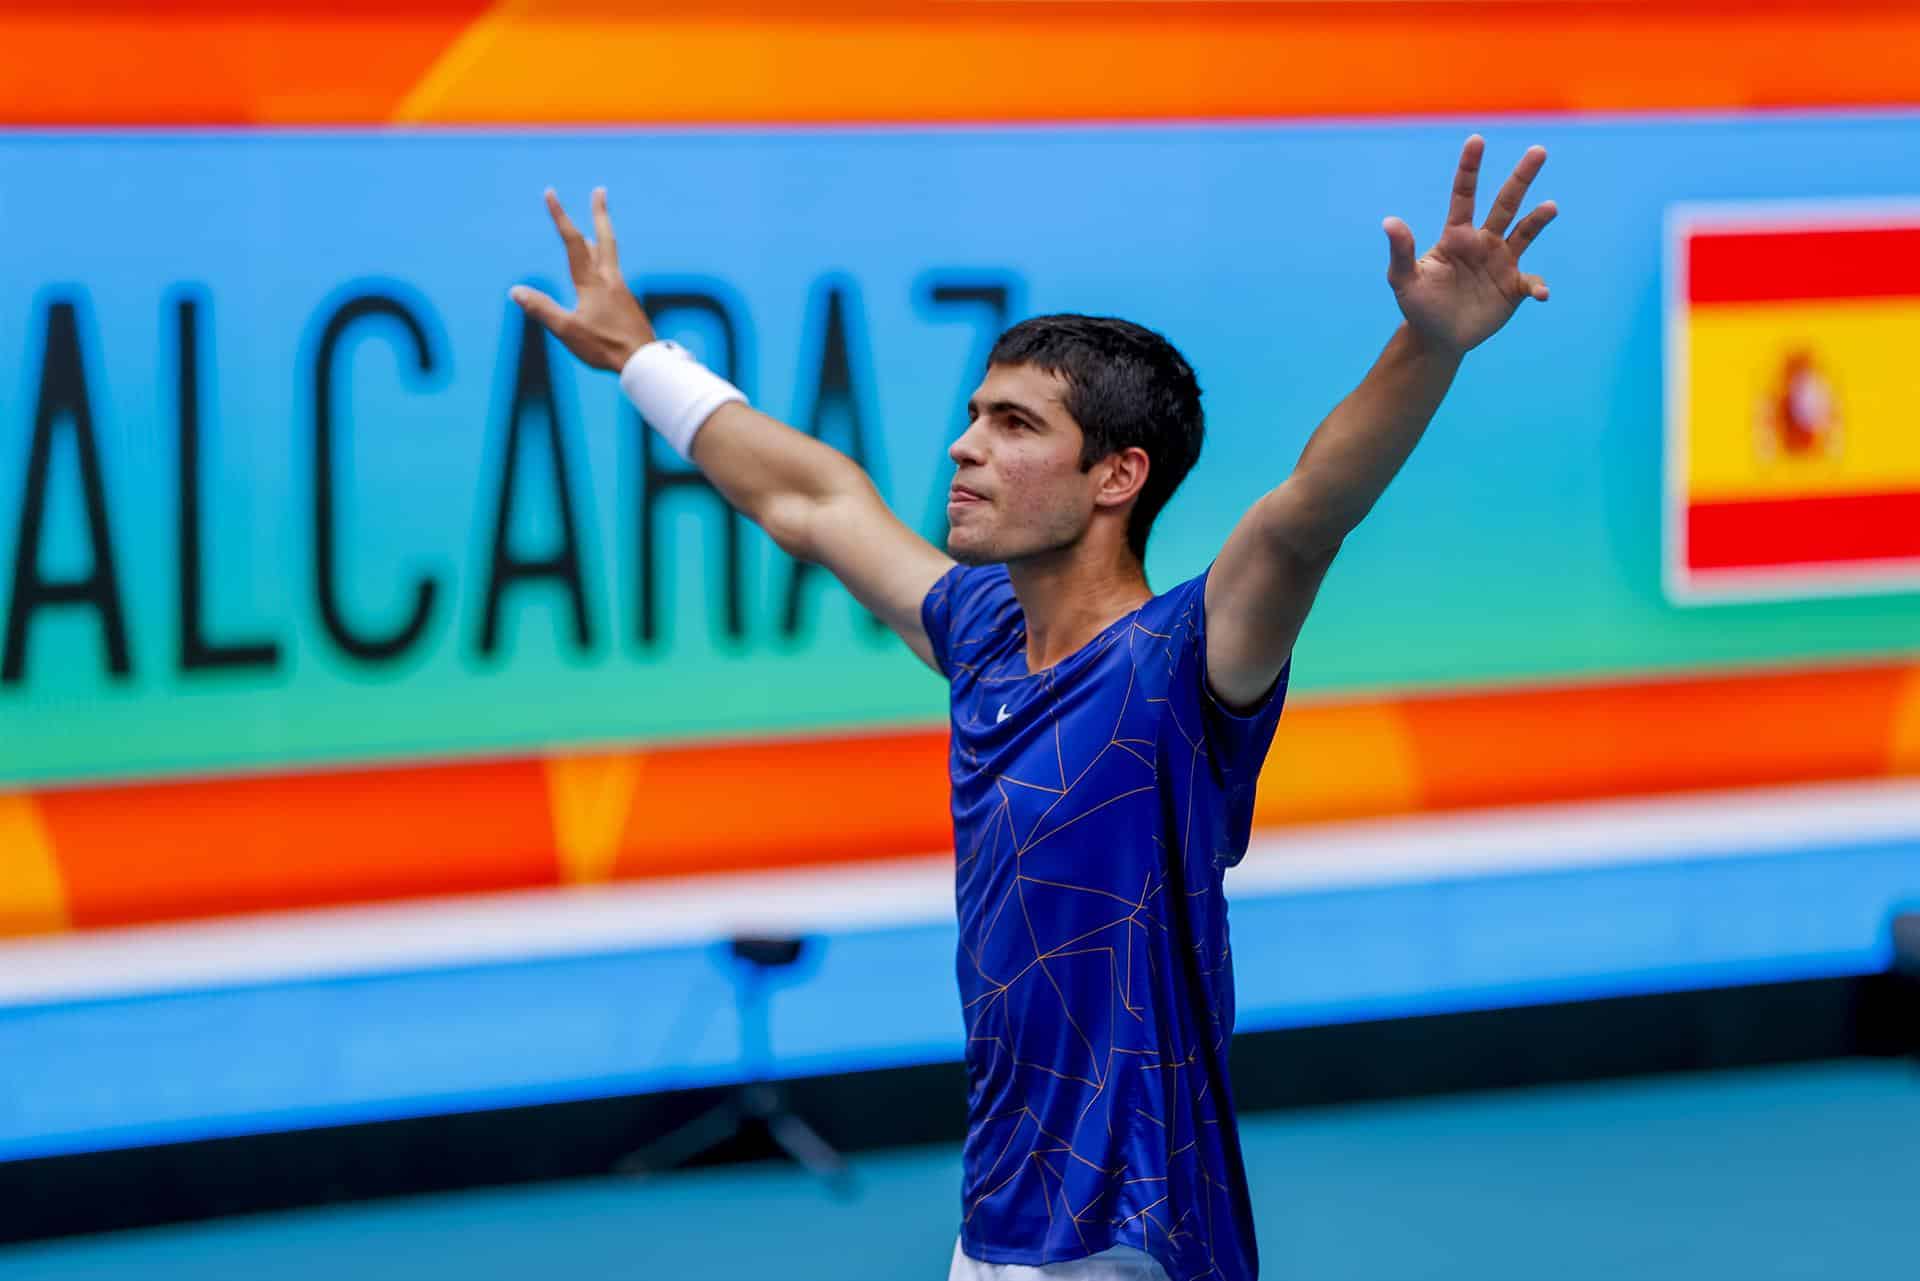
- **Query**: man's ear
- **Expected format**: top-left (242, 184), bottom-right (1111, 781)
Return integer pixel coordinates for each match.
top-left (1094, 447), bottom-right (1152, 510)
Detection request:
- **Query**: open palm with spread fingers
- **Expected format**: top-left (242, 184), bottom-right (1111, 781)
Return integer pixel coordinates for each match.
top-left (510, 187), bottom-right (656, 371)
top-left (1385, 136), bottom-right (1557, 356)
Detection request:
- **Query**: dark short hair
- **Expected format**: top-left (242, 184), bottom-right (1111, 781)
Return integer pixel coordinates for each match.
top-left (987, 314), bottom-right (1204, 562)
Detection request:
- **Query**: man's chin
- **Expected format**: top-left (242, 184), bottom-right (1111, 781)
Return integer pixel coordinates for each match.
top-left (945, 534), bottom-right (1003, 567)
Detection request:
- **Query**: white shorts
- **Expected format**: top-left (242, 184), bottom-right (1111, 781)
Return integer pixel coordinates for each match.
top-left (948, 1237), bottom-right (1171, 1280)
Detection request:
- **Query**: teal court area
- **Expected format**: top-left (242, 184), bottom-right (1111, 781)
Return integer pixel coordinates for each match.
top-left (5, 1059), bottom-right (1914, 1281)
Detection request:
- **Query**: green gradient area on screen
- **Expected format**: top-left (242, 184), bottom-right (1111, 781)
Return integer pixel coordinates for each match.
top-left (2, 120), bottom-right (1917, 787)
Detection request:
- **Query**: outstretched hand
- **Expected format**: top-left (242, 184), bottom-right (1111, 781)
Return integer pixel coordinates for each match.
top-left (510, 188), bottom-right (656, 371)
top-left (1384, 137), bottom-right (1557, 356)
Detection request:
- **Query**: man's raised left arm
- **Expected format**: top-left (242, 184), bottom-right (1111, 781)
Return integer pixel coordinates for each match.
top-left (1204, 136), bottom-right (1558, 707)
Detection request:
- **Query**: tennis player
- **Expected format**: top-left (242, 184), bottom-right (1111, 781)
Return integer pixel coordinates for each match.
top-left (514, 135), bottom-right (1555, 1281)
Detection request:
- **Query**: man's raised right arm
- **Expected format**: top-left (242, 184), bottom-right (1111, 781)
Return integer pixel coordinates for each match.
top-left (512, 187), bottom-right (954, 670)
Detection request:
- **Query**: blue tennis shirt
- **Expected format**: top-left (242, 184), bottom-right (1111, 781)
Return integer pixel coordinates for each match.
top-left (922, 563), bottom-right (1289, 1281)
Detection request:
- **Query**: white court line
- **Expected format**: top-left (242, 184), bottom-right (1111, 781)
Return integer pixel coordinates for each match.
top-left (1, 777), bottom-right (1916, 1008)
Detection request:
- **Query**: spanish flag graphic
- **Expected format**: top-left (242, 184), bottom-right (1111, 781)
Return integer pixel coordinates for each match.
top-left (1666, 206), bottom-right (1920, 601)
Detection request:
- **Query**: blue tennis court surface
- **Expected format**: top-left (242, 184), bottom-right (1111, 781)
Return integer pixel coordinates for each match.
top-left (5, 1059), bottom-right (1913, 1280)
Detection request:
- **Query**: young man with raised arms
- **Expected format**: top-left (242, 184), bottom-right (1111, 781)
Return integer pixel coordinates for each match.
top-left (513, 135), bottom-right (1555, 1281)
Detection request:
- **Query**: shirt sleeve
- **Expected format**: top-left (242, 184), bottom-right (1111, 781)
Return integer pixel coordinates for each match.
top-left (919, 565), bottom-right (969, 679)
top-left (1183, 566), bottom-right (1291, 785)
top-left (920, 564), bottom-right (1018, 682)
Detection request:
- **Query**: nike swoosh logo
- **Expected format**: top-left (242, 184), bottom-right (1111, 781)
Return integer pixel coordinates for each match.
top-left (995, 704), bottom-right (1011, 724)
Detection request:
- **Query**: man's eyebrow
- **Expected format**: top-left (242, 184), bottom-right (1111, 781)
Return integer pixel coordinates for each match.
top-left (967, 397), bottom-right (1050, 424)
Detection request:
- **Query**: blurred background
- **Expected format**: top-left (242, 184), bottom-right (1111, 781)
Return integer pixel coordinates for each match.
top-left (2, 2), bottom-right (1918, 1277)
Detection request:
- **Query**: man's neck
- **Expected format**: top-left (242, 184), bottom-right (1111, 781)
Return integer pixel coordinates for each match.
top-left (1004, 541), bottom-right (1151, 674)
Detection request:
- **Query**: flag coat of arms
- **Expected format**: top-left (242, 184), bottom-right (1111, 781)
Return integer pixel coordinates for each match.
top-left (1665, 203), bottom-right (1920, 602)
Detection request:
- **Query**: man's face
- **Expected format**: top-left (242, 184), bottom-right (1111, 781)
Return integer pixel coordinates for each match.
top-left (945, 363), bottom-right (1099, 566)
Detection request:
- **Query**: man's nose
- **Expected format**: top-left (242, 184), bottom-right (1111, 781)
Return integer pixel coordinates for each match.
top-left (949, 422), bottom-right (987, 466)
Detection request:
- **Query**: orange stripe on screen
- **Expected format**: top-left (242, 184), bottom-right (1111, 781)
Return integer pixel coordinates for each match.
top-left (1394, 663), bottom-right (1910, 813)
top-left (41, 759), bottom-right (557, 931)
top-left (0, 794), bottom-right (66, 936)
top-left (7, 2), bottom-right (1920, 124)
top-left (9, 660), bottom-right (1917, 935)
top-left (0, 4), bottom-right (490, 126)
top-left (391, 3), bottom-right (1920, 125)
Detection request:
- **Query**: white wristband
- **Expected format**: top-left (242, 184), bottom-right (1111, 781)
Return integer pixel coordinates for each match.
top-left (618, 340), bottom-right (748, 460)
